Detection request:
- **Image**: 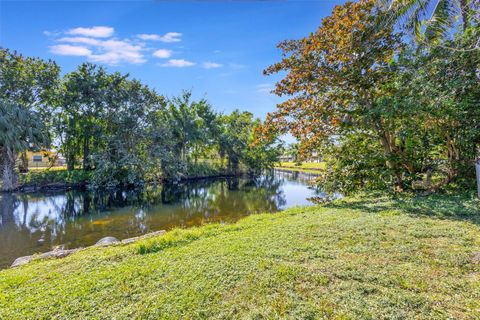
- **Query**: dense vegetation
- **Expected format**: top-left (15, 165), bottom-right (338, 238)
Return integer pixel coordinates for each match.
top-left (258, 0), bottom-right (480, 194)
top-left (0, 51), bottom-right (281, 191)
top-left (1, 194), bottom-right (479, 318)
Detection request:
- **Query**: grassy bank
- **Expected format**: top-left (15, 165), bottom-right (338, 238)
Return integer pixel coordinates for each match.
top-left (275, 161), bottom-right (326, 174)
top-left (1, 194), bottom-right (480, 319)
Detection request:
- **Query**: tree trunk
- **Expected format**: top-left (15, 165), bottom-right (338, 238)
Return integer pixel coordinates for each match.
top-left (378, 130), bottom-right (403, 191)
top-left (459, 0), bottom-right (470, 31)
top-left (0, 192), bottom-right (18, 225)
top-left (476, 159), bottom-right (480, 199)
top-left (66, 117), bottom-right (76, 171)
top-left (18, 151), bottom-right (29, 173)
top-left (83, 133), bottom-right (90, 171)
top-left (2, 147), bottom-right (17, 192)
top-left (66, 152), bottom-right (75, 171)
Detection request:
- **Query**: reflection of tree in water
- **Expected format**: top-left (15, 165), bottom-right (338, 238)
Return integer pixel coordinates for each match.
top-left (2, 175), bottom-right (288, 233)
top-left (0, 193), bottom-right (59, 268)
top-left (273, 169), bottom-right (320, 184)
top-left (1, 193), bottom-right (59, 235)
top-left (1, 173), bottom-right (295, 268)
top-left (171, 175), bottom-right (287, 222)
top-left (0, 193), bottom-right (19, 229)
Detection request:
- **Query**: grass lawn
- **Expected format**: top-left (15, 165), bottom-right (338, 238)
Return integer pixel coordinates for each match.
top-left (1, 194), bottom-right (480, 319)
top-left (275, 162), bottom-right (326, 173)
top-left (27, 166), bottom-right (68, 171)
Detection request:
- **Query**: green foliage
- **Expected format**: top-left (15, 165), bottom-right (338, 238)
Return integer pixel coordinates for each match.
top-left (1, 194), bottom-right (479, 318)
top-left (262, 0), bottom-right (479, 194)
top-left (1, 46), bottom-right (279, 190)
top-left (0, 48), bottom-right (60, 117)
top-left (0, 99), bottom-right (47, 154)
top-left (379, 0), bottom-right (479, 44)
top-left (0, 99), bottom-right (48, 190)
top-left (0, 48), bottom-right (60, 189)
top-left (19, 169), bottom-right (91, 185)
top-left (318, 133), bottom-right (392, 194)
top-left (14, 62), bottom-right (278, 188)
top-left (219, 110), bottom-right (281, 174)
top-left (89, 77), bottom-right (166, 187)
top-left (185, 160), bottom-right (227, 178)
top-left (166, 91), bottom-right (220, 164)
top-left (56, 63), bottom-right (124, 171)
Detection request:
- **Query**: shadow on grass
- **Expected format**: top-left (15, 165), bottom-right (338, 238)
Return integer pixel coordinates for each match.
top-left (324, 192), bottom-right (480, 225)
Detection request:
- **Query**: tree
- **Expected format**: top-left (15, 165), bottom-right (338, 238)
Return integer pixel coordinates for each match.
top-left (259, 0), bottom-right (408, 191)
top-left (146, 107), bottom-right (181, 181)
top-left (380, 0), bottom-right (480, 195)
top-left (57, 63), bottom-right (114, 171)
top-left (259, 0), bottom-right (479, 193)
top-left (166, 91), bottom-right (218, 164)
top-left (91, 78), bottom-right (166, 187)
top-left (0, 100), bottom-right (47, 190)
top-left (0, 48), bottom-right (60, 172)
top-left (395, 32), bottom-right (480, 190)
top-left (221, 110), bottom-right (280, 174)
top-left (379, 0), bottom-right (479, 44)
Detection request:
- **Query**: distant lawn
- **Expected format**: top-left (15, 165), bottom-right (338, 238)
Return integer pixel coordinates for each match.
top-left (275, 161), bottom-right (326, 173)
top-left (1, 194), bottom-right (480, 319)
top-left (27, 166), bottom-right (67, 171)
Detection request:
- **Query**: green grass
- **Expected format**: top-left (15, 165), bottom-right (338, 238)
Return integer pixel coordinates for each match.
top-left (275, 161), bottom-right (326, 173)
top-left (27, 166), bottom-right (68, 171)
top-left (1, 194), bottom-right (480, 319)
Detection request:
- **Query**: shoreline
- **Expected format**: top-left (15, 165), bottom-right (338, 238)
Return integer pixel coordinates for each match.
top-left (7, 172), bottom-right (246, 194)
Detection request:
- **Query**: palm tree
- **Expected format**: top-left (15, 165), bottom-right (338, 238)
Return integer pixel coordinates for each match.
top-left (378, 0), bottom-right (479, 44)
top-left (0, 99), bottom-right (47, 191)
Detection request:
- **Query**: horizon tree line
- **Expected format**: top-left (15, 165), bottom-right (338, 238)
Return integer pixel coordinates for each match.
top-left (0, 49), bottom-right (281, 191)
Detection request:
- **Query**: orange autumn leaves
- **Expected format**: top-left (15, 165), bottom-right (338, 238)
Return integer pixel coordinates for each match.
top-left (256, 0), bottom-right (400, 156)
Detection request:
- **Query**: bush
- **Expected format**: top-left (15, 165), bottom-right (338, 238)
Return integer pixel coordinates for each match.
top-left (19, 169), bottom-right (91, 186)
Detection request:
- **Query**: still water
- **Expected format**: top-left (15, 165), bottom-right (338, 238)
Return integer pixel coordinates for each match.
top-left (0, 170), bottom-right (323, 268)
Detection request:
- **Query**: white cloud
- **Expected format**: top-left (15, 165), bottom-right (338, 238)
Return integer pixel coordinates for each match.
top-left (66, 26), bottom-right (114, 38)
top-left (51, 35), bottom-right (145, 64)
top-left (49, 45), bottom-right (92, 56)
top-left (43, 30), bottom-right (61, 37)
top-left (202, 62), bottom-right (223, 69)
top-left (153, 49), bottom-right (173, 58)
top-left (47, 27), bottom-right (185, 65)
top-left (159, 32), bottom-right (182, 42)
top-left (58, 37), bottom-right (102, 46)
top-left (138, 34), bottom-right (160, 41)
top-left (229, 63), bottom-right (247, 70)
top-left (137, 32), bottom-right (182, 43)
top-left (158, 59), bottom-right (195, 67)
top-left (256, 83), bottom-right (274, 93)
top-left (91, 40), bottom-right (145, 64)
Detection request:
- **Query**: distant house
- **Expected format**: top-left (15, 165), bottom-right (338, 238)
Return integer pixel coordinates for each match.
top-left (309, 151), bottom-right (322, 163)
top-left (279, 155), bottom-right (295, 162)
top-left (26, 150), bottom-right (65, 168)
top-left (279, 151), bottom-right (322, 163)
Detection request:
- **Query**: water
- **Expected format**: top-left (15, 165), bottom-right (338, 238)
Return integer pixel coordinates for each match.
top-left (0, 170), bottom-right (323, 269)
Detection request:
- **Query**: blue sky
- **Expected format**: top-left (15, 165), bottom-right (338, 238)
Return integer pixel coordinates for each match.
top-left (0, 0), bottom-right (344, 119)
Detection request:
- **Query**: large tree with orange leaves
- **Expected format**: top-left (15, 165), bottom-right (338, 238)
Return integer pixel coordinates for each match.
top-left (259, 0), bottom-right (480, 193)
top-left (260, 0), bottom-right (407, 189)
